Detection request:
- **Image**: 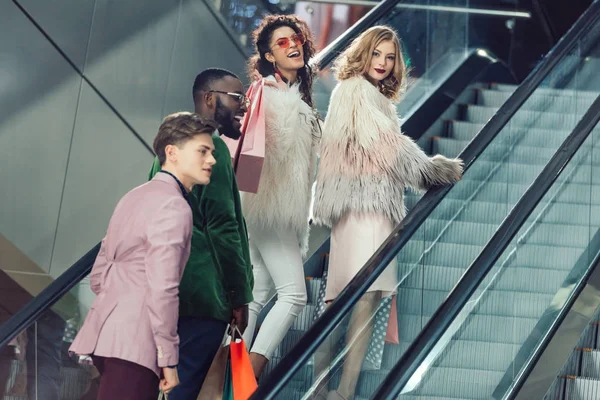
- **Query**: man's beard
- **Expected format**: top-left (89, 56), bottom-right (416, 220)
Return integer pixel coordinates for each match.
top-left (215, 98), bottom-right (242, 140)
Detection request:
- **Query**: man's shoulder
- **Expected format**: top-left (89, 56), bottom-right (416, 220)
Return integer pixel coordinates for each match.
top-left (212, 135), bottom-right (232, 157)
top-left (209, 136), bottom-right (235, 179)
top-left (124, 178), bottom-right (186, 208)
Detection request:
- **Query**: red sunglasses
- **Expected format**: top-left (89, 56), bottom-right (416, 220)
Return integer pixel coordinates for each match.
top-left (272, 34), bottom-right (306, 50)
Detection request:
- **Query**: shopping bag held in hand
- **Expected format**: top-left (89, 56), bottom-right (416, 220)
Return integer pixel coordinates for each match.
top-left (386, 296), bottom-right (399, 344)
top-left (222, 79), bottom-right (266, 193)
top-left (229, 326), bottom-right (258, 400)
top-left (223, 361), bottom-right (234, 400)
top-left (197, 329), bottom-right (231, 399)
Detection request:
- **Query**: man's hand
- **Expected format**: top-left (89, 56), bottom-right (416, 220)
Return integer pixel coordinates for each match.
top-left (160, 367), bottom-right (179, 394)
top-left (231, 305), bottom-right (249, 335)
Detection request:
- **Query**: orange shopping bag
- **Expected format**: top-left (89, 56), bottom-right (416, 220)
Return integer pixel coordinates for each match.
top-left (229, 327), bottom-right (257, 400)
top-left (222, 79), bottom-right (266, 193)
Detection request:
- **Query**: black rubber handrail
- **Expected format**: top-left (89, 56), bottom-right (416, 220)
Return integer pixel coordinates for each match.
top-left (251, 1), bottom-right (600, 398)
top-left (371, 92), bottom-right (600, 399)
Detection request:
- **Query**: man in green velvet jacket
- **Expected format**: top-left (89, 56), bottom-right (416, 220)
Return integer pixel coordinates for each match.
top-left (148, 68), bottom-right (253, 399)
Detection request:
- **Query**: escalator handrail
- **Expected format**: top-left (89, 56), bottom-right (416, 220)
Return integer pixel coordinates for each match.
top-left (251, 1), bottom-right (600, 398)
top-left (371, 94), bottom-right (600, 398)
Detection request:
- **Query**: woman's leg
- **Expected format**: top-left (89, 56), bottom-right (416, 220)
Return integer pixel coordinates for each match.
top-left (333, 291), bottom-right (381, 400)
top-left (243, 237), bottom-right (276, 349)
top-left (312, 304), bottom-right (343, 399)
top-left (248, 227), bottom-right (308, 378)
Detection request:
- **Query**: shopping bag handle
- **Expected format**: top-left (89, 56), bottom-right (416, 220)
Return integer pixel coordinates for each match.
top-left (227, 324), bottom-right (244, 341)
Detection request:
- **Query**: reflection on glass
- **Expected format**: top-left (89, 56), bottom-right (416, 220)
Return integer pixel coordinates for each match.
top-left (0, 281), bottom-right (97, 400)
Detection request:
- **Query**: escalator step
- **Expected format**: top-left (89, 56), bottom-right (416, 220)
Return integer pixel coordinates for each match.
top-left (444, 180), bottom-right (600, 205)
top-left (580, 351), bottom-right (600, 380)
top-left (396, 287), bottom-right (555, 321)
top-left (400, 263), bottom-right (574, 295)
top-left (412, 242), bottom-right (582, 272)
top-left (490, 84), bottom-right (599, 98)
top-left (420, 217), bottom-right (592, 248)
top-left (448, 120), bottom-right (572, 146)
top-left (476, 88), bottom-right (596, 111)
top-left (433, 137), bottom-right (600, 166)
top-left (546, 377), bottom-right (567, 400)
top-left (292, 304), bottom-right (317, 331)
top-left (306, 277), bottom-right (322, 305)
top-left (465, 159), bottom-right (600, 186)
top-left (448, 120), bottom-right (572, 147)
top-left (424, 198), bottom-right (600, 227)
top-left (465, 105), bottom-right (583, 130)
top-left (410, 366), bottom-right (505, 398)
top-left (397, 313), bottom-right (538, 345)
top-left (271, 329), bottom-right (305, 359)
top-left (565, 377), bottom-right (600, 399)
top-left (433, 339), bottom-right (520, 372)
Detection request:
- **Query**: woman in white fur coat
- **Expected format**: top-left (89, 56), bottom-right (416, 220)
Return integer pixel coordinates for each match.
top-left (312, 26), bottom-right (463, 400)
top-left (241, 15), bottom-right (320, 379)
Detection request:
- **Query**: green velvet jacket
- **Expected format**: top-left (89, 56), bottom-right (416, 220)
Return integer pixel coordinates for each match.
top-left (148, 135), bottom-right (253, 322)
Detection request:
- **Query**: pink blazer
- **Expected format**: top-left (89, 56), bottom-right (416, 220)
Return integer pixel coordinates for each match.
top-left (70, 173), bottom-right (192, 376)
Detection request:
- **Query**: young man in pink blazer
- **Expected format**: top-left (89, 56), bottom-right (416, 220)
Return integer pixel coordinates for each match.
top-left (69, 112), bottom-right (217, 400)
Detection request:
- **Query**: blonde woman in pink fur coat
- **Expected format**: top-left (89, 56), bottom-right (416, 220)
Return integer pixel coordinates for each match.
top-left (312, 26), bottom-right (463, 400)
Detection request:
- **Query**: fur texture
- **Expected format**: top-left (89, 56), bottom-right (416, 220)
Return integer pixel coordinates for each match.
top-left (313, 76), bottom-right (463, 227)
top-left (241, 77), bottom-right (319, 255)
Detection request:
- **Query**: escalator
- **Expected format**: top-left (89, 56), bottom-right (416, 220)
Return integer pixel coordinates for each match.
top-left (250, 1), bottom-right (600, 399)
top-left (1, 1), bottom-right (598, 400)
top-left (372, 74), bottom-right (600, 400)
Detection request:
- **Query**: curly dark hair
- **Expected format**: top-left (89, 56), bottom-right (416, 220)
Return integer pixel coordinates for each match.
top-left (248, 15), bottom-right (317, 107)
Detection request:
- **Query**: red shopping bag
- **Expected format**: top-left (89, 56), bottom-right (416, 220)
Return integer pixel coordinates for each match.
top-left (222, 79), bottom-right (266, 193)
top-left (385, 296), bottom-right (399, 344)
top-left (229, 331), bottom-right (257, 400)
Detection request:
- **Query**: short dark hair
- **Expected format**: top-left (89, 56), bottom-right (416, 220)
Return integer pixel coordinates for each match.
top-left (192, 68), bottom-right (240, 102)
top-left (153, 112), bottom-right (218, 165)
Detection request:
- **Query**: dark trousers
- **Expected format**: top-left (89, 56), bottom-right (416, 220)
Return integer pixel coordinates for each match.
top-left (168, 317), bottom-right (227, 400)
top-left (93, 356), bottom-right (159, 400)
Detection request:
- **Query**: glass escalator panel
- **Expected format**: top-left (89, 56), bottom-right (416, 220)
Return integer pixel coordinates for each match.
top-left (0, 279), bottom-right (95, 399)
top-left (395, 100), bottom-right (600, 400)
top-left (267, 8), bottom-right (600, 400)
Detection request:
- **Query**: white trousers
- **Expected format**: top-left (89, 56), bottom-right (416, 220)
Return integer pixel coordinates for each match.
top-left (242, 225), bottom-right (307, 360)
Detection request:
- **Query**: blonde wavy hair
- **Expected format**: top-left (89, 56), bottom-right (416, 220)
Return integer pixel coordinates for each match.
top-left (334, 25), bottom-right (407, 101)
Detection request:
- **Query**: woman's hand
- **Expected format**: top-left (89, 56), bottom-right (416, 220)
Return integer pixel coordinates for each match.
top-left (250, 68), bottom-right (263, 83)
top-left (264, 73), bottom-right (288, 90)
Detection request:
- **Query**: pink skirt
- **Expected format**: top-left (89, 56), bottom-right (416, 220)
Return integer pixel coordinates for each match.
top-left (325, 212), bottom-right (398, 301)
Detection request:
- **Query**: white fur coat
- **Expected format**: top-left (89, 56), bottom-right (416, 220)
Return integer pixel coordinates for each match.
top-left (241, 77), bottom-right (319, 255)
top-left (313, 76), bottom-right (463, 227)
